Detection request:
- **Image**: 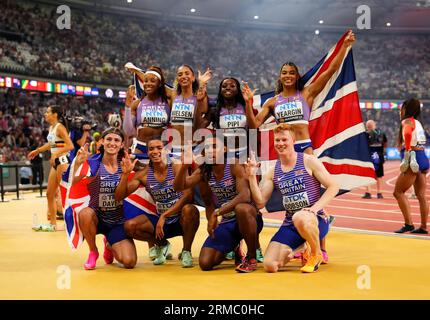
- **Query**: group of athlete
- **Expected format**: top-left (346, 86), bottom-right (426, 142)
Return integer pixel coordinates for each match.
top-left (29, 28), bottom-right (429, 274)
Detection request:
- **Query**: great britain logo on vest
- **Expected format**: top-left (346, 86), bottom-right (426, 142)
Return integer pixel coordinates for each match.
top-left (254, 31), bottom-right (375, 211)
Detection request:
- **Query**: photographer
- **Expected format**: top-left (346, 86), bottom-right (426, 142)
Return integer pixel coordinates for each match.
top-left (68, 116), bottom-right (97, 160)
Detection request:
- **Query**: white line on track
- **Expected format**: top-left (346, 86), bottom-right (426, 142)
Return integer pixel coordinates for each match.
top-left (263, 222), bottom-right (430, 240)
top-left (331, 214), bottom-right (430, 225)
top-left (331, 197), bottom-right (423, 209)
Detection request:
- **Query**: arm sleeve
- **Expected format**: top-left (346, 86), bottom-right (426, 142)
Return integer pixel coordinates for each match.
top-left (123, 107), bottom-right (136, 136)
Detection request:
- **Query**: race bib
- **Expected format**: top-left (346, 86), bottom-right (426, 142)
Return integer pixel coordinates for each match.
top-left (140, 106), bottom-right (169, 127)
top-left (219, 114), bottom-right (247, 129)
top-left (156, 200), bottom-right (175, 215)
top-left (275, 100), bottom-right (304, 122)
top-left (99, 194), bottom-right (122, 210)
top-left (171, 102), bottom-right (195, 122)
top-left (282, 192), bottom-right (310, 212)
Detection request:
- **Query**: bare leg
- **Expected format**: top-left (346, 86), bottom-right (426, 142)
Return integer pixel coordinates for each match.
top-left (376, 177), bottom-right (381, 194)
top-left (180, 204), bottom-right (200, 252)
top-left (235, 203), bottom-right (258, 260)
top-left (79, 207), bottom-right (98, 252)
top-left (112, 239), bottom-right (137, 269)
top-left (124, 215), bottom-right (156, 243)
top-left (199, 247), bottom-right (226, 271)
top-left (393, 171), bottom-right (417, 226)
top-left (46, 168), bottom-right (58, 226)
top-left (293, 211), bottom-right (321, 256)
top-left (263, 241), bottom-right (293, 273)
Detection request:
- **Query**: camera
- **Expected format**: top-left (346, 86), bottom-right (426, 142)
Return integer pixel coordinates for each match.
top-left (107, 113), bottom-right (122, 128)
top-left (67, 116), bottom-right (97, 131)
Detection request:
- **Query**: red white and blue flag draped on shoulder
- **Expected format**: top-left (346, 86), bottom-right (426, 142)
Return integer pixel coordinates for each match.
top-left (254, 31), bottom-right (375, 211)
top-left (60, 154), bottom-right (156, 250)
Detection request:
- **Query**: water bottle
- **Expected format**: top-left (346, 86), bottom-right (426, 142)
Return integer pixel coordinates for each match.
top-left (32, 213), bottom-right (39, 228)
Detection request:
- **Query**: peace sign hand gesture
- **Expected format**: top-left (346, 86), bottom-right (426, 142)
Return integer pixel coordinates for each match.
top-left (121, 151), bottom-right (138, 174)
top-left (244, 150), bottom-right (260, 178)
top-left (76, 143), bottom-right (90, 166)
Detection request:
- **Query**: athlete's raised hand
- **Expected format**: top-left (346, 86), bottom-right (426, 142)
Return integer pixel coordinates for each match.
top-left (343, 30), bottom-right (356, 48)
top-left (121, 151), bottom-right (137, 174)
top-left (241, 81), bottom-right (257, 104)
top-left (76, 143), bottom-right (90, 166)
top-left (244, 150), bottom-right (260, 177)
top-left (198, 67), bottom-right (213, 86)
top-left (125, 85), bottom-right (136, 108)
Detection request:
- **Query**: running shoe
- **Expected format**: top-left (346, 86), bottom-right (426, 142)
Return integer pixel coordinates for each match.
top-left (236, 257), bottom-right (257, 273)
top-left (153, 242), bottom-right (171, 265)
top-left (409, 151), bottom-right (419, 173)
top-left (301, 247), bottom-right (310, 266)
top-left (293, 252), bottom-right (303, 260)
top-left (234, 244), bottom-right (245, 267)
top-left (153, 241), bottom-right (173, 260)
top-left (149, 246), bottom-right (157, 261)
top-left (225, 251), bottom-right (235, 260)
top-left (361, 192), bottom-right (371, 199)
top-left (180, 250), bottom-right (193, 268)
top-left (165, 240), bottom-right (173, 260)
top-left (321, 249), bottom-right (329, 264)
top-left (103, 237), bottom-right (114, 264)
top-left (394, 224), bottom-right (415, 233)
top-left (410, 228), bottom-right (428, 234)
top-left (300, 253), bottom-right (323, 273)
top-left (33, 223), bottom-right (56, 232)
top-left (32, 224), bottom-right (42, 231)
top-left (377, 193), bottom-right (383, 199)
top-left (84, 251), bottom-right (99, 270)
top-left (256, 248), bottom-right (264, 263)
top-left (400, 151), bottom-right (411, 173)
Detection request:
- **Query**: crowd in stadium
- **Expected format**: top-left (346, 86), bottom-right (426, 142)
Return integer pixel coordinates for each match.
top-left (1, 86), bottom-right (429, 163)
top-left (0, 0), bottom-right (429, 164)
top-left (1, 0), bottom-right (430, 99)
top-left (0, 89), bottom-right (117, 162)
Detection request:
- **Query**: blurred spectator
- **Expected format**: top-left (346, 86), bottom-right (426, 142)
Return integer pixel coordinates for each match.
top-left (90, 132), bottom-right (102, 155)
top-left (20, 160), bottom-right (32, 184)
top-left (0, 0), bottom-right (429, 98)
top-left (362, 120), bottom-right (388, 199)
top-left (29, 138), bottom-right (44, 184)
